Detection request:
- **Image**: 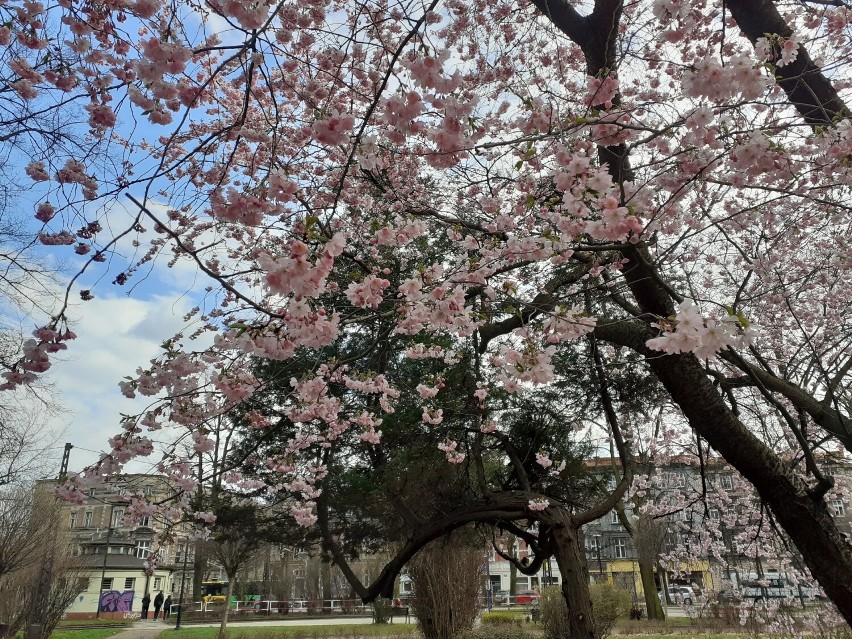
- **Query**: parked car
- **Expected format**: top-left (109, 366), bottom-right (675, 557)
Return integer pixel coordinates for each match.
top-left (492, 590), bottom-right (510, 605)
top-left (666, 586), bottom-right (694, 605)
top-left (514, 590), bottom-right (539, 605)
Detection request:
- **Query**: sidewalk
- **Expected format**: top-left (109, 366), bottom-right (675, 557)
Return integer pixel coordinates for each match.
top-left (106, 620), bottom-right (169, 639)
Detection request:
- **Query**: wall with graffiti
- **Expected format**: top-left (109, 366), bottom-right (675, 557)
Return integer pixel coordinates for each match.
top-left (99, 590), bottom-right (135, 612)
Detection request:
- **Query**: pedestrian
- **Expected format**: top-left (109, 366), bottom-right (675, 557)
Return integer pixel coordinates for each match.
top-left (141, 592), bottom-right (151, 620)
top-left (163, 594), bottom-right (173, 620)
top-left (153, 590), bottom-right (164, 620)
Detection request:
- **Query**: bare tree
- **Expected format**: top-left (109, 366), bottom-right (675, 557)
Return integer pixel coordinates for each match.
top-left (0, 486), bottom-right (53, 578)
top-left (0, 485), bottom-right (85, 637)
top-left (207, 534), bottom-right (263, 637)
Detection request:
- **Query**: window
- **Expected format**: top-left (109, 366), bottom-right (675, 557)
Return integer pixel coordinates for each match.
top-left (674, 473), bottom-right (686, 488)
top-left (88, 488), bottom-right (96, 497)
top-left (830, 500), bottom-right (846, 517)
top-left (587, 536), bottom-right (600, 552)
top-left (720, 475), bottom-right (733, 490)
top-left (111, 508), bottom-right (125, 528)
top-left (69, 512), bottom-right (77, 528)
top-left (140, 516), bottom-right (150, 527)
top-left (176, 543), bottom-right (193, 563)
top-left (614, 538), bottom-right (627, 559)
top-left (144, 485), bottom-right (153, 496)
top-left (154, 577), bottom-right (162, 590)
top-left (709, 508), bottom-right (720, 521)
top-left (101, 578), bottom-right (113, 591)
top-left (84, 511), bottom-right (93, 527)
top-left (124, 578), bottom-right (135, 590)
top-left (610, 510), bottom-right (620, 524)
top-left (136, 541), bottom-right (151, 559)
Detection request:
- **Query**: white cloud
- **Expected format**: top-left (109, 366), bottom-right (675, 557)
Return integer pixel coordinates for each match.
top-left (44, 292), bottom-right (202, 474)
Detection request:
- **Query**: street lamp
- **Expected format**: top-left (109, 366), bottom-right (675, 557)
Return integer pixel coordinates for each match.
top-left (594, 535), bottom-right (603, 579)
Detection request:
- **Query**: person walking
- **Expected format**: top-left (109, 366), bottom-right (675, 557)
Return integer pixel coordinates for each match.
top-left (153, 590), bottom-right (164, 620)
top-left (163, 594), bottom-right (173, 620)
top-left (141, 592), bottom-right (151, 620)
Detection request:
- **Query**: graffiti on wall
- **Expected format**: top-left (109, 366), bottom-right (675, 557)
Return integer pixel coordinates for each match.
top-left (99, 590), bottom-right (135, 612)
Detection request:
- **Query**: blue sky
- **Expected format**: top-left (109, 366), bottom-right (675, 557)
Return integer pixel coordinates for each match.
top-left (8, 196), bottom-right (212, 475)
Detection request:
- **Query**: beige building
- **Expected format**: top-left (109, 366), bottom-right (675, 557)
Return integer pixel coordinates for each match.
top-left (45, 475), bottom-right (192, 619)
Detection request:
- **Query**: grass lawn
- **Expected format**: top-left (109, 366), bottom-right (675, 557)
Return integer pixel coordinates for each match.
top-left (164, 624), bottom-right (418, 639)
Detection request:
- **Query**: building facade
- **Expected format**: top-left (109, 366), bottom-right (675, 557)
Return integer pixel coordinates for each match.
top-left (45, 474), bottom-right (191, 618)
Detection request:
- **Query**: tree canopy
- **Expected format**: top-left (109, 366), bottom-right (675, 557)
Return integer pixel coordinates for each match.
top-left (4, 0), bottom-right (852, 629)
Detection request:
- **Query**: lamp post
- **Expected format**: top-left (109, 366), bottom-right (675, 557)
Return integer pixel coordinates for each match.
top-left (594, 535), bottom-right (603, 580)
top-left (175, 542), bottom-right (191, 629)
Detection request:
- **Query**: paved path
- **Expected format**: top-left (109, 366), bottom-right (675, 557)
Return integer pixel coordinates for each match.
top-left (106, 620), bottom-right (169, 639)
top-left (181, 616), bottom-right (412, 628)
top-left (106, 615), bottom-right (413, 635)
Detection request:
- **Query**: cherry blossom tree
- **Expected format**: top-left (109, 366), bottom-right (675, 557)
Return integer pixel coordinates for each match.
top-left (4, 0), bottom-right (852, 631)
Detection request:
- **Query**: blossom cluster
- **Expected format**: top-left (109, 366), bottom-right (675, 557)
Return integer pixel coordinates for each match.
top-left (646, 301), bottom-right (757, 359)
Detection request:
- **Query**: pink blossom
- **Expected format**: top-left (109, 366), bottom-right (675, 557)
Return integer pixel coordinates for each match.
top-left (528, 498), bottom-right (550, 511)
top-left (536, 452), bottom-right (553, 468)
top-left (12, 79), bottom-right (38, 100)
top-left (359, 429), bottom-right (382, 444)
top-left (310, 112), bottom-right (355, 146)
top-left (86, 103), bottom-right (117, 129)
top-left (26, 161), bottom-right (49, 182)
top-left (35, 202), bottom-right (56, 223)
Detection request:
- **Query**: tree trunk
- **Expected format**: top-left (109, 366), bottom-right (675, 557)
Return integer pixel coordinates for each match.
top-left (644, 349), bottom-right (852, 624)
top-left (218, 596), bottom-right (230, 639)
top-left (614, 245), bottom-right (852, 622)
top-left (321, 558), bottom-right (331, 610)
top-left (637, 558), bottom-right (663, 620)
top-left (192, 541), bottom-right (206, 602)
top-left (550, 520), bottom-right (597, 639)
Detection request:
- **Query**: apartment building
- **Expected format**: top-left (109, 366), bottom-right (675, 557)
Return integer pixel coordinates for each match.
top-left (43, 474), bottom-right (191, 618)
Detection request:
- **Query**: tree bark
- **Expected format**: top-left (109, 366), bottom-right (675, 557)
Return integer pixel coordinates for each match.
top-left (638, 558), bottom-right (663, 620)
top-left (549, 517), bottom-right (597, 639)
top-left (218, 585), bottom-right (230, 639)
top-left (644, 351), bottom-right (852, 624)
top-left (522, 0), bottom-right (852, 624)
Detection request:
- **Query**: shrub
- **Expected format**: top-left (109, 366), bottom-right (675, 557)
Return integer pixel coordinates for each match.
top-left (538, 584), bottom-right (632, 639)
top-left (481, 612), bottom-right (523, 626)
top-left (372, 597), bottom-right (393, 624)
top-left (589, 583), bottom-right (632, 639)
top-left (459, 625), bottom-right (531, 639)
top-left (538, 587), bottom-right (569, 639)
